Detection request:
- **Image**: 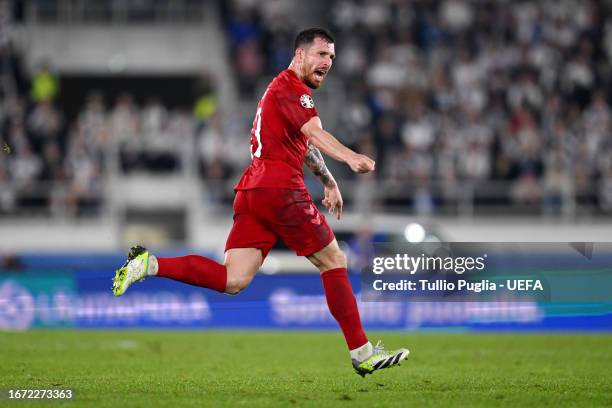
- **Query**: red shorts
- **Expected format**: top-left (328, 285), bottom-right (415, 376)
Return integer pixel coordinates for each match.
top-left (225, 188), bottom-right (335, 259)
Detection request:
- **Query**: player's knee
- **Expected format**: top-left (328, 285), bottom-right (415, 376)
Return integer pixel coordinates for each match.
top-left (333, 250), bottom-right (348, 268)
top-left (225, 274), bottom-right (252, 295)
top-left (322, 249), bottom-right (347, 271)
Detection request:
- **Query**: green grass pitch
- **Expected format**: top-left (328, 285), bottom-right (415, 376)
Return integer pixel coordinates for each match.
top-left (1, 331), bottom-right (611, 407)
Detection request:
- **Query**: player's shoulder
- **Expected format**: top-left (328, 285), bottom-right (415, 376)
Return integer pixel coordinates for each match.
top-left (271, 69), bottom-right (311, 98)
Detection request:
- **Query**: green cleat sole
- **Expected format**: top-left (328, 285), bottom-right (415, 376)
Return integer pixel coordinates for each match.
top-left (112, 245), bottom-right (149, 297)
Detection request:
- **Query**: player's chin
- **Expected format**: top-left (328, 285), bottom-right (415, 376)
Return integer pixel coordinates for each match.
top-left (306, 76), bottom-right (323, 89)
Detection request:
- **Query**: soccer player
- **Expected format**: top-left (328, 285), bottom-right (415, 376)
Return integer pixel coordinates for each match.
top-left (112, 28), bottom-right (409, 377)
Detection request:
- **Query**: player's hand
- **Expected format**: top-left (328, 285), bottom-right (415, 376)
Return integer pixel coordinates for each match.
top-left (347, 153), bottom-right (375, 173)
top-left (322, 185), bottom-right (343, 220)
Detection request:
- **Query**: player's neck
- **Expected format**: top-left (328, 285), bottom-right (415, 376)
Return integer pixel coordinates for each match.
top-left (287, 61), bottom-right (305, 82)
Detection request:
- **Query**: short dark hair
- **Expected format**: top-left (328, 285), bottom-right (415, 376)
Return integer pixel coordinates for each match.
top-left (294, 28), bottom-right (335, 50)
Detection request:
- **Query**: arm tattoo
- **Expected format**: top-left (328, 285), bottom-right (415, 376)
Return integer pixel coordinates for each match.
top-left (304, 144), bottom-right (337, 188)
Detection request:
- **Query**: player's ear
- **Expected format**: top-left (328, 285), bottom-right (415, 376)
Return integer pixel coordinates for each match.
top-left (295, 47), bottom-right (304, 62)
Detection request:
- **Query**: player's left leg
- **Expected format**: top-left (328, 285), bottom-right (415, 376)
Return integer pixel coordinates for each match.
top-left (265, 189), bottom-right (409, 376)
top-left (307, 240), bottom-right (409, 377)
top-left (306, 239), bottom-right (369, 352)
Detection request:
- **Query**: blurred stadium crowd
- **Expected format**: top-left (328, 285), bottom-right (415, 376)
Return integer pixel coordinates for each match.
top-left (2, 0), bottom-right (612, 217)
top-left (0, 65), bottom-right (199, 216)
top-left (223, 0), bottom-right (612, 215)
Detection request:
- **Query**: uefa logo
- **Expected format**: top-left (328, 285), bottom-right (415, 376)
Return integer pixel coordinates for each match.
top-left (300, 94), bottom-right (314, 109)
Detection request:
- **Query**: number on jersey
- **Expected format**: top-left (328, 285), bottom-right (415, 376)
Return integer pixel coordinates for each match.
top-left (250, 107), bottom-right (263, 159)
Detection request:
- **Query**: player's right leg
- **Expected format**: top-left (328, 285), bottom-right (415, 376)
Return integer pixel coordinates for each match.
top-left (113, 190), bottom-right (272, 297)
top-left (112, 246), bottom-right (262, 296)
top-left (112, 245), bottom-right (150, 296)
top-left (223, 248), bottom-right (262, 294)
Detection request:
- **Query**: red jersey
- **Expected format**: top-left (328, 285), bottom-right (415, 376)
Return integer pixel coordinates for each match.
top-left (234, 69), bottom-right (319, 191)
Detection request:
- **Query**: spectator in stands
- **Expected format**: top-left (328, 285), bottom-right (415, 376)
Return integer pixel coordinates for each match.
top-left (64, 126), bottom-right (102, 216)
top-left (235, 38), bottom-right (265, 97)
top-left (9, 141), bottom-right (41, 189)
top-left (30, 61), bottom-right (59, 103)
top-left (0, 150), bottom-right (15, 213)
top-left (26, 100), bottom-right (63, 154)
top-left (141, 97), bottom-right (179, 173)
top-left (110, 93), bottom-right (141, 172)
top-left (77, 91), bottom-right (109, 154)
top-left (193, 91), bottom-right (218, 125)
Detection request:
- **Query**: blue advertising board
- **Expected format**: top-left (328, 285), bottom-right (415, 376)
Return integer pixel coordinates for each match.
top-left (1, 266), bottom-right (611, 331)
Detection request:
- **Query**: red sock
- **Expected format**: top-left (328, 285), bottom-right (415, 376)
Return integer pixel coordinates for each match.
top-left (156, 255), bottom-right (227, 293)
top-left (321, 267), bottom-right (368, 350)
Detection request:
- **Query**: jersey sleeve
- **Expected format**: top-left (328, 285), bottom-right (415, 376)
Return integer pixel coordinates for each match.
top-left (275, 89), bottom-right (319, 131)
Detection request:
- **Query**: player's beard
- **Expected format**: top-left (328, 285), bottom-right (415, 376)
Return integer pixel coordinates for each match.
top-left (302, 62), bottom-right (327, 89)
top-left (304, 70), bottom-right (325, 89)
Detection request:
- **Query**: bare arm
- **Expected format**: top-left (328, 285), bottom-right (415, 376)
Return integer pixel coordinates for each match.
top-left (304, 144), bottom-right (337, 188)
top-left (304, 144), bottom-right (344, 220)
top-left (301, 116), bottom-right (375, 173)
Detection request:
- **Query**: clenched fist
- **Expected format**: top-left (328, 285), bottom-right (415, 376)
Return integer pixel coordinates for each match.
top-left (348, 153), bottom-right (375, 173)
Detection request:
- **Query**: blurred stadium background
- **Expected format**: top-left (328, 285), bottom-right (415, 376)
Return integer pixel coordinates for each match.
top-left (1, 0), bottom-right (612, 334)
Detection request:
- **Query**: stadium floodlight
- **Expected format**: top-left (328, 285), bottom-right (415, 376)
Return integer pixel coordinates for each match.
top-left (404, 223), bottom-right (426, 243)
